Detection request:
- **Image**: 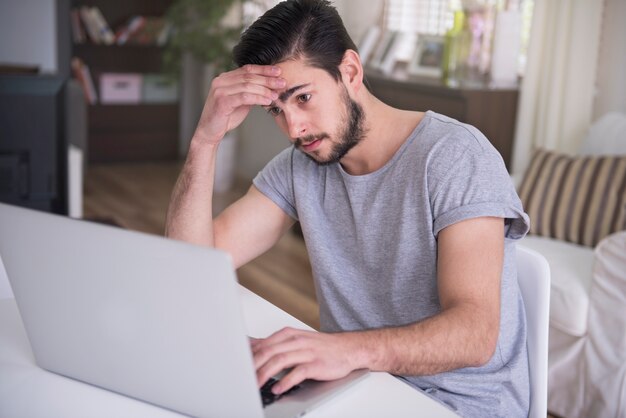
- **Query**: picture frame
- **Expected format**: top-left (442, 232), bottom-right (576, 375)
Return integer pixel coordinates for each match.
top-left (408, 35), bottom-right (445, 78)
top-left (357, 26), bottom-right (381, 66)
top-left (369, 30), bottom-right (401, 74)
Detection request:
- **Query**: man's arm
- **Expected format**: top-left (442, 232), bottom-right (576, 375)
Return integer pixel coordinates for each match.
top-left (165, 64), bottom-right (294, 266)
top-left (252, 216), bottom-right (504, 394)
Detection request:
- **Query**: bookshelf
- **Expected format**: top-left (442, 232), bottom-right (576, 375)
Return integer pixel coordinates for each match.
top-left (71, 0), bottom-right (178, 163)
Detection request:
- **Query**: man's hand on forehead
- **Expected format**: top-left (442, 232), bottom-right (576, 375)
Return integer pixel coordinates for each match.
top-left (193, 64), bottom-right (288, 145)
top-left (222, 65), bottom-right (286, 94)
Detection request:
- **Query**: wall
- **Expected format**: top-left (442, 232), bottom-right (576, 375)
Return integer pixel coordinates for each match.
top-left (593, 0), bottom-right (626, 119)
top-left (0, 0), bottom-right (58, 73)
top-left (335, 0), bottom-right (385, 45)
top-left (237, 108), bottom-right (290, 180)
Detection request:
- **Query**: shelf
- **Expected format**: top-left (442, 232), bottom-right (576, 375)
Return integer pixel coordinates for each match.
top-left (71, 0), bottom-right (178, 163)
top-left (88, 104), bottom-right (178, 162)
top-left (73, 44), bottom-right (166, 73)
top-left (89, 104), bottom-right (178, 130)
top-left (365, 70), bottom-right (519, 169)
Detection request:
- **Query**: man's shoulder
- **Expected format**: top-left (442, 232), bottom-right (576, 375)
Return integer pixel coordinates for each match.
top-left (415, 111), bottom-right (502, 167)
top-left (420, 111), bottom-right (489, 150)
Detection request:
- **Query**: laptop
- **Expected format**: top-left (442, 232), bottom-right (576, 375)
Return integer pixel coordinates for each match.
top-left (0, 203), bottom-right (367, 418)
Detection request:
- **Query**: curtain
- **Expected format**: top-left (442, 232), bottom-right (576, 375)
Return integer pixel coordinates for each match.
top-left (511, 0), bottom-right (605, 177)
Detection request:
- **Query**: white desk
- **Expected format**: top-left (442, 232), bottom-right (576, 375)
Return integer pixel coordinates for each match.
top-left (0, 287), bottom-right (459, 417)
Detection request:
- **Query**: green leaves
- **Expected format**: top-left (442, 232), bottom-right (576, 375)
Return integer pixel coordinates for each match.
top-left (163, 0), bottom-right (243, 76)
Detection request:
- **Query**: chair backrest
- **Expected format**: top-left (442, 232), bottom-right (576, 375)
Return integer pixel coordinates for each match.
top-left (516, 245), bottom-right (551, 418)
top-left (0, 255), bottom-right (13, 300)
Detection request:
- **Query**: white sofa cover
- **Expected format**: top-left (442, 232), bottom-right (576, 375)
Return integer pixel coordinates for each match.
top-left (534, 231), bottom-right (626, 418)
top-left (518, 112), bottom-right (626, 417)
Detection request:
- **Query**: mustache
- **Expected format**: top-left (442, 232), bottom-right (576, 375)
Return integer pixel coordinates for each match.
top-left (295, 133), bottom-right (329, 147)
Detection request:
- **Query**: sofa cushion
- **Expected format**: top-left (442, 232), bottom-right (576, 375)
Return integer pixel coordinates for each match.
top-left (518, 148), bottom-right (626, 247)
top-left (520, 235), bottom-right (594, 337)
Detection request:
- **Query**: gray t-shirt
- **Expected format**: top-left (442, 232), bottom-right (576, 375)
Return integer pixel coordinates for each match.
top-left (253, 111), bottom-right (530, 417)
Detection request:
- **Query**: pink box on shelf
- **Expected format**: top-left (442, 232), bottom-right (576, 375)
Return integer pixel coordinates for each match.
top-left (99, 73), bottom-right (142, 104)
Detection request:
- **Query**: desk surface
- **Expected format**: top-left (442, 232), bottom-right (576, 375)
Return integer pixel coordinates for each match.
top-left (0, 287), bottom-right (459, 417)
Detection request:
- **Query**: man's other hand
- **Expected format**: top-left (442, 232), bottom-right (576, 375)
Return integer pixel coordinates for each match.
top-left (251, 327), bottom-right (363, 395)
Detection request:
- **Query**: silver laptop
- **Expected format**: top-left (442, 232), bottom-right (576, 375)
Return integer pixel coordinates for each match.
top-left (0, 203), bottom-right (367, 418)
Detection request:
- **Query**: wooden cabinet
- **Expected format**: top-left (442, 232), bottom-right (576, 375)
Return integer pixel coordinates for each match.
top-left (365, 71), bottom-right (519, 169)
top-left (71, 0), bottom-right (178, 163)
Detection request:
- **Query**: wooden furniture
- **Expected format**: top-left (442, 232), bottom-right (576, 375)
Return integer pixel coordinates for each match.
top-left (365, 71), bottom-right (519, 169)
top-left (71, 0), bottom-right (178, 163)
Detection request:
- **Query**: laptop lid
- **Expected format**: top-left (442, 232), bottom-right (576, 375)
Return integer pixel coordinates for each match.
top-left (0, 203), bottom-right (263, 418)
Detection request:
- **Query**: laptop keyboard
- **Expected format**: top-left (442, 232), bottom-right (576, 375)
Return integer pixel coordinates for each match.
top-left (260, 377), bottom-right (301, 407)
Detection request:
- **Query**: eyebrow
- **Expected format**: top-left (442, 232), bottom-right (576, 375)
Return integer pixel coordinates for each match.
top-left (267, 83), bottom-right (311, 108)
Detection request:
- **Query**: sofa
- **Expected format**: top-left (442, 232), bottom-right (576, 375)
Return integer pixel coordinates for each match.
top-left (516, 112), bottom-right (626, 417)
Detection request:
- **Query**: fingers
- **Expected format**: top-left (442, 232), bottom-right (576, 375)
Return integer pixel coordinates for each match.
top-left (209, 64), bottom-right (286, 116)
top-left (273, 365), bottom-right (312, 394)
top-left (252, 328), bottom-right (307, 369)
top-left (252, 328), bottom-right (311, 387)
top-left (214, 64), bottom-right (286, 91)
top-left (214, 91), bottom-right (274, 116)
top-left (214, 83), bottom-right (278, 108)
top-left (256, 349), bottom-right (313, 392)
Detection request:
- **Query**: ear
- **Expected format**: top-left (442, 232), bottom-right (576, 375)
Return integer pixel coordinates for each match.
top-left (339, 49), bottom-right (364, 94)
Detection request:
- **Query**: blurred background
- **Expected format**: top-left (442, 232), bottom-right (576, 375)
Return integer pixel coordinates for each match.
top-left (0, 0), bottom-right (624, 323)
top-left (0, 2), bottom-right (625, 415)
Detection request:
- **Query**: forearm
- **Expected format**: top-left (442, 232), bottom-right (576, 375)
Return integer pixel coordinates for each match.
top-left (165, 137), bottom-right (219, 246)
top-left (350, 303), bottom-right (498, 376)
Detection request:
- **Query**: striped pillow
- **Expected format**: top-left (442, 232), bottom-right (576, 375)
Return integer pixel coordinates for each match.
top-left (519, 149), bottom-right (626, 247)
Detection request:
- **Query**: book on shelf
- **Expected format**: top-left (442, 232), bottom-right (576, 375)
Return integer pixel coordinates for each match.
top-left (73, 9), bottom-right (172, 47)
top-left (115, 16), bottom-right (146, 45)
top-left (116, 16), bottom-right (172, 46)
top-left (78, 6), bottom-right (101, 44)
top-left (71, 57), bottom-right (98, 105)
top-left (90, 6), bottom-right (115, 45)
top-left (70, 9), bottom-right (85, 43)
top-left (76, 6), bottom-right (114, 45)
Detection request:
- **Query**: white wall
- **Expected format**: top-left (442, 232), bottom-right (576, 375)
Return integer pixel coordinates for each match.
top-left (0, 0), bottom-right (58, 73)
top-left (593, 0), bottom-right (626, 119)
top-left (335, 0), bottom-right (385, 46)
top-left (237, 108), bottom-right (291, 180)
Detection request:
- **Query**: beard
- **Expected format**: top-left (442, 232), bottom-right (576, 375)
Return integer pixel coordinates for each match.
top-left (295, 88), bottom-right (367, 166)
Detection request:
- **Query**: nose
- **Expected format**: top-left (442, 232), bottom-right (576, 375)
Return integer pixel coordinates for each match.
top-left (284, 110), bottom-right (308, 140)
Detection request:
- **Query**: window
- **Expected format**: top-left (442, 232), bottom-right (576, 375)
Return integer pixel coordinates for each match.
top-left (383, 0), bottom-right (534, 75)
top-left (384, 0), bottom-right (453, 36)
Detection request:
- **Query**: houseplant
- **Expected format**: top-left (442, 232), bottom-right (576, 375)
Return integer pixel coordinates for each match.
top-left (163, 0), bottom-right (244, 192)
top-left (163, 0), bottom-right (243, 77)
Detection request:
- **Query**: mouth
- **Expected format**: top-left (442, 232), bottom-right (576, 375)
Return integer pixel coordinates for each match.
top-left (297, 134), bottom-right (328, 152)
top-left (301, 139), bottom-right (322, 152)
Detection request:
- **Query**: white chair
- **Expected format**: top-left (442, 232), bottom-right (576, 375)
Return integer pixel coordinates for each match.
top-left (516, 245), bottom-right (551, 418)
top-left (0, 255), bottom-right (14, 300)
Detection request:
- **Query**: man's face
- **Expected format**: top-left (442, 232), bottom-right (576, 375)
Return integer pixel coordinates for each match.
top-left (263, 59), bottom-right (366, 165)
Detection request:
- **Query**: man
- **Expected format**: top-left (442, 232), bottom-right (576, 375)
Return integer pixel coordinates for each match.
top-left (165, 0), bottom-right (531, 416)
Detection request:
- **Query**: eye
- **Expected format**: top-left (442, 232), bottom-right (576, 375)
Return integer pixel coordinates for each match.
top-left (297, 93), bottom-right (311, 104)
top-left (266, 106), bottom-right (282, 116)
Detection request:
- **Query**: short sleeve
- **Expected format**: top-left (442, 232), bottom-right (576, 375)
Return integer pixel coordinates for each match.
top-left (253, 146), bottom-right (299, 220)
top-left (430, 132), bottom-right (530, 240)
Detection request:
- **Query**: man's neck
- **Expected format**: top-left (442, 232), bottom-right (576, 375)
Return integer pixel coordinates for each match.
top-left (339, 92), bottom-right (424, 176)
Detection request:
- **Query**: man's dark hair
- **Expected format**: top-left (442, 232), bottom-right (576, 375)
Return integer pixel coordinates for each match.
top-left (232, 0), bottom-right (357, 81)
